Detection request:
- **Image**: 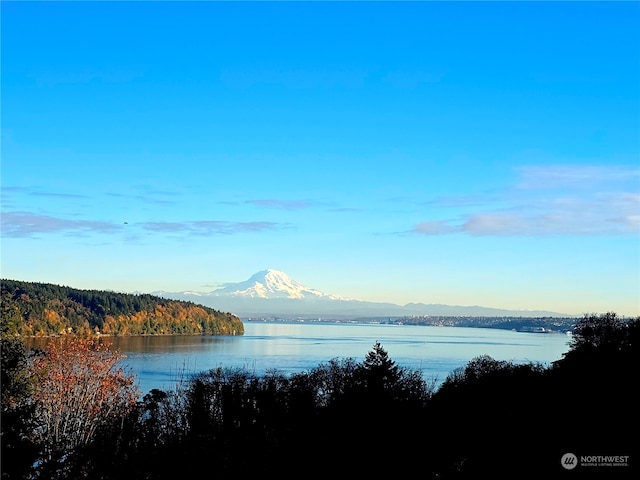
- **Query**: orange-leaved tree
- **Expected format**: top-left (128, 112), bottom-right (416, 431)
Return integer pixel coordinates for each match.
top-left (30, 337), bottom-right (140, 461)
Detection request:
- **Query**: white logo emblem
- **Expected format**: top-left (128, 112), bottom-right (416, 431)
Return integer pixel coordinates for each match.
top-left (561, 453), bottom-right (578, 470)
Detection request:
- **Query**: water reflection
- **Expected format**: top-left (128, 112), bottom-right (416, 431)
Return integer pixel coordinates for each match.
top-left (25, 322), bottom-right (571, 395)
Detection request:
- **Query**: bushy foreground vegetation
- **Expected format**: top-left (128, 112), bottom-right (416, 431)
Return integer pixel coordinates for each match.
top-left (1, 279), bottom-right (244, 337)
top-left (2, 313), bottom-right (638, 479)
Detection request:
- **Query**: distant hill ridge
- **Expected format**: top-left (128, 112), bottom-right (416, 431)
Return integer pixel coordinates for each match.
top-left (153, 268), bottom-right (575, 319)
top-left (0, 279), bottom-right (244, 337)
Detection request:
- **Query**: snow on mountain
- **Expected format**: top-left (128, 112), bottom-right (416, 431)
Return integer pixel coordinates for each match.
top-left (210, 269), bottom-right (347, 300)
top-left (151, 269), bottom-right (572, 318)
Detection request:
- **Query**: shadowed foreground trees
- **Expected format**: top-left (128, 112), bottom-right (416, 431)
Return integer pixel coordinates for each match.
top-left (1, 337), bottom-right (140, 480)
top-left (1, 313), bottom-right (637, 479)
top-left (425, 313), bottom-right (639, 479)
top-left (546, 312), bottom-right (639, 464)
top-left (106, 342), bottom-right (434, 478)
top-left (1, 335), bottom-right (38, 480)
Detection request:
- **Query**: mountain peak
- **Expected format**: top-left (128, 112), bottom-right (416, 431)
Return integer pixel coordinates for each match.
top-left (151, 270), bottom-right (574, 318)
top-left (250, 269), bottom-right (292, 283)
top-left (212, 269), bottom-right (343, 300)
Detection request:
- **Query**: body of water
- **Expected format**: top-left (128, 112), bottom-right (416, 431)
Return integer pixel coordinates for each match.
top-left (101, 321), bottom-right (572, 395)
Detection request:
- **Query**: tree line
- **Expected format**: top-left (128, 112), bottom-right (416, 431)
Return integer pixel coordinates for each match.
top-left (1, 312), bottom-right (637, 479)
top-left (1, 279), bottom-right (244, 337)
top-left (387, 314), bottom-right (578, 333)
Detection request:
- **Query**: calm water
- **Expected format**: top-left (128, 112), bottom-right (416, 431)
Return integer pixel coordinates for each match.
top-left (99, 322), bottom-right (572, 395)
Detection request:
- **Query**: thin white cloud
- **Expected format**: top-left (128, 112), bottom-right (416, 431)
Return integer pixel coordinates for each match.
top-left (35, 68), bottom-right (144, 87)
top-left (411, 221), bottom-right (457, 235)
top-left (410, 165), bottom-right (640, 237)
top-left (106, 188), bottom-right (181, 206)
top-left (137, 222), bottom-right (188, 233)
top-left (1, 212), bottom-right (121, 238)
top-left (381, 70), bottom-right (445, 89)
top-left (517, 165), bottom-right (640, 190)
top-left (1, 186), bottom-right (29, 193)
top-left (246, 199), bottom-right (312, 210)
top-left (139, 220), bottom-right (290, 235)
top-left (412, 207), bottom-right (639, 237)
top-left (31, 192), bottom-right (88, 199)
top-left (424, 193), bottom-right (501, 208)
top-left (1, 211), bottom-right (291, 238)
top-left (220, 67), bottom-right (368, 90)
top-left (2, 186), bottom-right (87, 199)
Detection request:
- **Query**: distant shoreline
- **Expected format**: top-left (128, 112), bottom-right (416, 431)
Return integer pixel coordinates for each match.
top-left (243, 315), bottom-right (579, 334)
top-left (18, 317), bottom-right (576, 340)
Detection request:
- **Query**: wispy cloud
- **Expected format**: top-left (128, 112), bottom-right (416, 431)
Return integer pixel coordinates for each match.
top-left (517, 165), bottom-right (640, 189)
top-left (1, 211), bottom-right (291, 239)
top-left (246, 199), bottom-right (312, 210)
top-left (31, 192), bottom-right (88, 199)
top-left (35, 68), bottom-right (144, 87)
top-left (106, 188), bottom-right (181, 207)
top-left (220, 67), bottom-right (368, 90)
top-left (139, 220), bottom-right (289, 235)
top-left (410, 165), bottom-right (640, 237)
top-left (1, 212), bottom-right (121, 238)
top-left (2, 186), bottom-right (88, 199)
top-left (423, 193), bottom-right (501, 208)
top-left (1, 186), bottom-right (30, 194)
top-left (381, 70), bottom-right (445, 89)
top-left (411, 221), bottom-right (457, 235)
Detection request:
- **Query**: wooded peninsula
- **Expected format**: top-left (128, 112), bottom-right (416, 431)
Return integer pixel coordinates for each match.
top-left (0, 279), bottom-right (244, 337)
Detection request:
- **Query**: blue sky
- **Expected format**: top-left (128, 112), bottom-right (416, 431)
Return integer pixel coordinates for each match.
top-left (2, 1), bottom-right (639, 316)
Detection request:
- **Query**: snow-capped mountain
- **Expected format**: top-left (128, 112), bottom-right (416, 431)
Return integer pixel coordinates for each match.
top-left (210, 269), bottom-right (346, 300)
top-left (152, 269), bottom-right (571, 319)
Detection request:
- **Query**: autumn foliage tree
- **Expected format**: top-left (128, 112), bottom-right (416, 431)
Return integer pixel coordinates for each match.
top-left (1, 279), bottom-right (244, 337)
top-left (29, 337), bottom-right (140, 465)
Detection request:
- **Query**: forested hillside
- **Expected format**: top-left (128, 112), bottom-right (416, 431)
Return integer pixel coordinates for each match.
top-left (0, 279), bottom-right (244, 337)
